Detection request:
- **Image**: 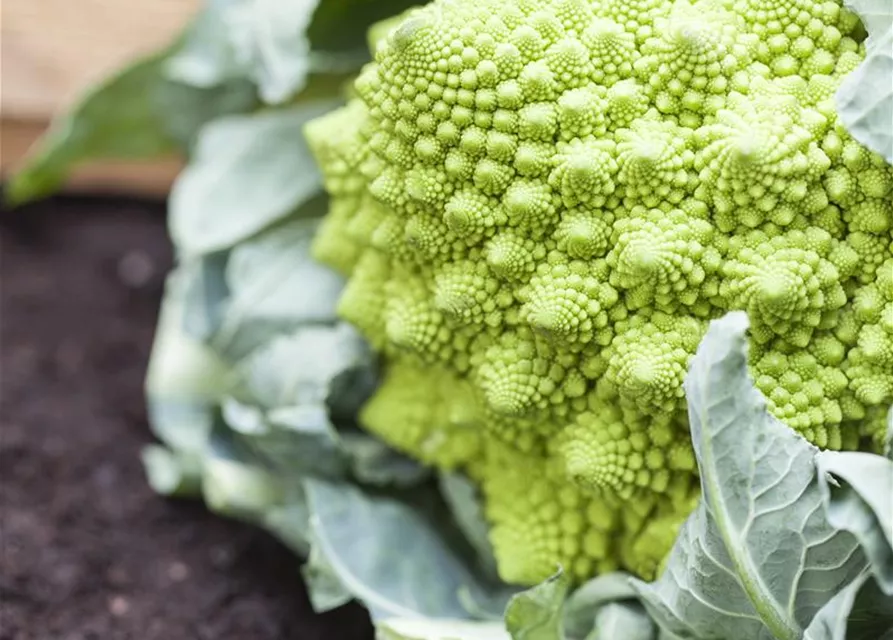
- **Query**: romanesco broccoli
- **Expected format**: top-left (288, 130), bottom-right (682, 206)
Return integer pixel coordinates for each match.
top-left (305, 0), bottom-right (893, 586)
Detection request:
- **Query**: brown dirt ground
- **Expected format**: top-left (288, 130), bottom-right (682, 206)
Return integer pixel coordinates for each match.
top-left (0, 197), bottom-right (374, 640)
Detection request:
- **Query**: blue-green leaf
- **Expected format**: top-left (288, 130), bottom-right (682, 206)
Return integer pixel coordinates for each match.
top-left (144, 271), bottom-right (230, 453)
top-left (152, 77), bottom-right (258, 150)
top-left (816, 451), bottom-right (893, 593)
top-left (235, 324), bottom-right (370, 408)
top-left (302, 543), bottom-right (353, 612)
top-left (804, 567), bottom-right (893, 640)
top-left (168, 105), bottom-right (336, 256)
top-left (211, 215), bottom-right (344, 358)
top-left (181, 252), bottom-right (231, 342)
top-left (201, 431), bottom-right (284, 521)
top-left (563, 572), bottom-right (639, 639)
top-left (340, 434), bottom-right (430, 487)
top-left (439, 473), bottom-right (500, 578)
top-left (306, 0), bottom-right (421, 56)
top-left (141, 444), bottom-right (204, 498)
top-left (304, 479), bottom-right (489, 620)
top-left (803, 570), bottom-right (872, 640)
top-left (221, 396), bottom-right (346, 477)
top-left (846, 577), bottom-right (893, 639)
top-left (632, 312), bottom-right (865, 640)
top-left (263, 492), bottom-right (313, 556)
top-left (376, 619), bottom-right (509, 640)
top-left (838, 0), bottom-right (893, 162)
top-left (167, 0), bottom-right (323, 104)
top-left (587, 603), bottom-right (655, 640)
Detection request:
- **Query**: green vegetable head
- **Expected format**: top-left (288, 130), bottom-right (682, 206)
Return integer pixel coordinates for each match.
top-left (305, 0), bottom-right (893, 586)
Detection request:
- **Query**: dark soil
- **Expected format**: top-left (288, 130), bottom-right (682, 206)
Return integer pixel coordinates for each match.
top-left (0, 197), bottom-right (374, 640)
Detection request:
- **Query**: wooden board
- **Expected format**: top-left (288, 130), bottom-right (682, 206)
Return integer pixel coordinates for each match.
top-left (1, 0), bottom-right (201, 196)
top-left (1, 119), bottom-right (184, 198)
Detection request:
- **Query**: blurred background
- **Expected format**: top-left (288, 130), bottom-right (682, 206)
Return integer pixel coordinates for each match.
top-left (1, 3), bottom-right (373, 638)
top-left (2, 0), bottom-right (196, 193)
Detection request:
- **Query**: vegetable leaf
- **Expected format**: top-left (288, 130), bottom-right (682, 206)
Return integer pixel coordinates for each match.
top-left (302, 543), bottom-right (354, 611)
top-left (340, 434), bottom-right (430, 487)
top-left (212, 214), bottom-right (344, 359)
top-left (152, 77), bottom-right (258, 149)
top-left (221, 396), bottom-right (346, 478)
top-left (304, 479), bottom-right (491, 620)
top-left (845, 577), bottom-right (893, 639)
top-left (503, 569), bottom-right (570, 640)
top-left (439, 473), bottom-right (500, 578)
top-left (804, 568), bottom-right (893, 640)
top-left (263, 493), bottom-right (313, 556)
top-left (588, 603), bottom-right (655, 640)
top-left (235, 324), bottom-right (371, 409)
top-left (6, 53), bottom-right (178, 205)
top-left (181, 252), bottom-right (231, 341)
top-left (631, 312), bottom-right (865, 640)
top-left (815, 451), bottom-right (893, 592)
top-left (168, 105), bottom-right (337, 257)
top-left (141, 444), bottom-right (203, 498)
top-left (201, 427), bottom-right (285, 521)
top-left (802, 570), bottom-right (870, 640)
top-left (144, 271), bottom-right (229, 454)
top-left (563, 572), bottom-right (640, 639)
top-left (838, 0), bottom-right (893, 162)
top-left (168, 0), bottom-right (323, 104)
top-left (376, 619), bottom-right (509, 640)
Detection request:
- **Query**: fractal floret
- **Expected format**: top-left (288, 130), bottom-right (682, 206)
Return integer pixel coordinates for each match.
top-left (305, 0), bottom-right (893, 585)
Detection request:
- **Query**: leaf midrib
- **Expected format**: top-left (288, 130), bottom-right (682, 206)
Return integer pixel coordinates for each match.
top-left (697, 359), bottom-right (801, 640)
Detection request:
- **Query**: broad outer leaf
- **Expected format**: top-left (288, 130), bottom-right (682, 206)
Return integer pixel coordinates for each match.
top-left (214, 214), bottom-right (344, 359)
top-left (145, 271), bottom-right (229, 452)
top-left (236, 324), bottom-right (370, 409)
top-left (837, 0), bottom-right (893, 162)
top-left (169, 105), bottom-right (336, 256)
top-left (563, 573), bottom-right (640, 639)
top-left (804, 567), bottom-right (893, 640)
top-left (167, 0), bottom-right (322, 104)
top-left (8, 6), bottom-right (260, 206)
top-left (165, 0), bottom-right (246, 88)
top-left (221, 323), bottom-right (378, 478)
top-left (439, 473), bottom-right (500, 578)
top-left (223, 0), bottom-right (322, 104)
top-left (803, 570), bottom-right (871, 640)
top-left (457, 585), bottom-right (521, 624)
top-left (304, 479), bottom-right (487, 620)
top-left (816, 451), bottom-right (893, 592)
top-left (153, 77), bottom-right (258, 150)
top-left (7, 52), bottom-right (177, 205)
top-left (302, 542), bottom-right (353, 612)
top-left (503, 569), bottom-right (571, 640)
top-left (263, 496), bottom-right (313, 556)
top-left (202, 449), bottom-right (283, 521)
top-left (632, 312), bottom-right (865, 640)
top-left (182, 252), bottom-right (231, 342)
top-left (221, 397), bottom-right (346, 477)
top-left (141, 444), bottom-right (203, 498)
top-left (376, 618), bottom-right (509, 640)
top-left (339, 434), bottom-right (430, 488)
top-left (588, 603), bottom-right (655, 640)
top-left (846, 574), bottom-right (893, 638)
